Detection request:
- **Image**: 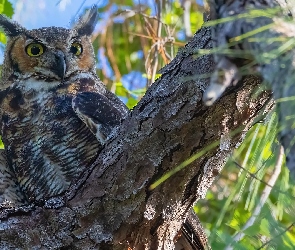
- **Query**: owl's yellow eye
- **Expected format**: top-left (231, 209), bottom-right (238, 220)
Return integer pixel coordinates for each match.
top-left (26, 43), bottom-right (44, 57)
top-left (70, 42), bottom-right (83, 55)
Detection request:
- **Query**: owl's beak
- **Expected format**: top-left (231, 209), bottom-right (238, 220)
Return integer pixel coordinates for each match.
top-left (52, 51), bottom-right (66, 80)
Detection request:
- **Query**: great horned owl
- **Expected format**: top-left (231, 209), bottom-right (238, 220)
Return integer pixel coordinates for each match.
top-left (0, 6), bottom-right (129, 206)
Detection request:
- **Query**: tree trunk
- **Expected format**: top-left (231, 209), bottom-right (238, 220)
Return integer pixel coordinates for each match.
top-left (1, 0), bottom-right (287, 249)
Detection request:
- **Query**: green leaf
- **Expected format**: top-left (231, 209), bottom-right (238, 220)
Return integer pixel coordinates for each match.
top-left (163, 12), bottom-right (179, 25)
top-left (0, 136), bottom-right (4, 149)
top-left (115, 82), bottom-right (129, 98)
top-left (243, 223), bottom-right (261, 236)
top-left (259, 218), bottom-right (271, 237)
top-left (126, 97), bottom-right (138, 109)
top-left (0, 0), bottom-right (4, 13)
top-left (227, 210), bottom-right (241, 231)
top-left (3, 0), bottom-right (13, 17)
top-left (190, 11), bottom-right (204, 32)
top-left (130, 88), bottom-right (146, 96)
top-left (0, 31), bottom-right (6, 44)
top-left (0, 0), bottom-right (13, 44)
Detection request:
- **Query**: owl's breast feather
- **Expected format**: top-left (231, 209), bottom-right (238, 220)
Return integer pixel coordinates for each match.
top-left (0, 78), bottom-right (101, 201)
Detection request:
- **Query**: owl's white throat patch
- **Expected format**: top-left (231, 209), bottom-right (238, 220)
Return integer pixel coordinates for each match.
top-left (16, 77), bottom-right (61, 92)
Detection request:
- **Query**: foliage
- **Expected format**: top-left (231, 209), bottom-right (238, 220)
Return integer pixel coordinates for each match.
top-left (92, 0), bottom-right (203, 105)
top-left (0, 0), bottom-right (12, 44)
top-left (195, 112), bottom-right (295, 249)
top-left (193, 6), bottom-right (295, 248)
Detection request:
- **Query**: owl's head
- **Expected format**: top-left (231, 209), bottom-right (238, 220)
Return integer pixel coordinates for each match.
top-left (0, 6), bottom-right (98, 84)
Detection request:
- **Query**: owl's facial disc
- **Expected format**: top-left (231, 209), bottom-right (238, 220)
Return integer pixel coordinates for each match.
top-left (6, 28), bottom-right (96, 83)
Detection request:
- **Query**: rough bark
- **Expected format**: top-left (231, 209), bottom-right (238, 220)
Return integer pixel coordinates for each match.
top-left (0, 2), bottom-right (279, 250)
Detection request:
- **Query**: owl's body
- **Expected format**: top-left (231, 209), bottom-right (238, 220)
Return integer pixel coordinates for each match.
top-left (0, 7), bottom-right (128, 205)
top-left (1, 75), bottom-right (102, 202)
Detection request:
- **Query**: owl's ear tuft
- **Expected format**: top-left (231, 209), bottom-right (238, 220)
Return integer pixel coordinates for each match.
top-left (73, 5), bottom-right (98, 36)
top-left (0, 15), bottom-right (25, 37)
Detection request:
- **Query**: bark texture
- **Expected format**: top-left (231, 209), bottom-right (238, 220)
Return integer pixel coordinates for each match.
top-left (0, 2), bottom-right (278, 250)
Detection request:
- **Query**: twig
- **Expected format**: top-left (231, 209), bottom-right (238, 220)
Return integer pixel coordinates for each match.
top-left (233, 158), bottom-right (294, 197)
top-left (122, 9), bottom-right (167, 26)
top-left (234, 161), bottom-right (274, 190)
top-left (257, 222), bottom-right (295, 249)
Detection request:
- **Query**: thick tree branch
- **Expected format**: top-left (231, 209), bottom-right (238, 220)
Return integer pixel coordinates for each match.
top-left (0, 8), bottom-right (275, 250)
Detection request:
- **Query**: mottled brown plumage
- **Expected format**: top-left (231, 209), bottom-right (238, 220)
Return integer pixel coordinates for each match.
top-left (0, 6), bottom-right (129, 206)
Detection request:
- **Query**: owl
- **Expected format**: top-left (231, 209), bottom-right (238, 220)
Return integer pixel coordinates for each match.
top-left (0, 6), bottom-right (129, 207)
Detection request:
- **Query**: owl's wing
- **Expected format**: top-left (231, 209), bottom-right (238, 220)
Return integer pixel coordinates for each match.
top-left (72, 91), bottom-right (129, 144)
top-left (0, 150), bottom-right (26, 207)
